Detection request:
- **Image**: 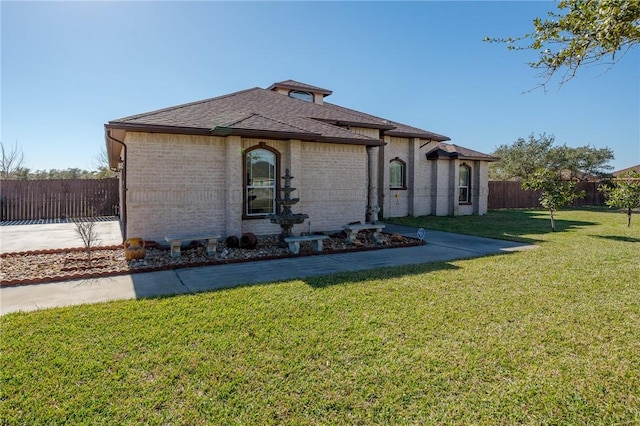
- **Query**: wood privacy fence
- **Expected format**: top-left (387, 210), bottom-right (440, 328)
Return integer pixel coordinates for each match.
top-left (1, 178), bottom-right (119, 222)
top-left (488, 181), bottom-right (605, 210)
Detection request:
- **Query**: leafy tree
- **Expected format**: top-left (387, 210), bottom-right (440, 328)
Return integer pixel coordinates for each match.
top-left (485, 0), bottom-right (640, 87)
top-left (0, 141), bottom-right (27, 180)
top-left (491, 134), bottom-right (555, 181)
top-left (546, 144), bottom-right (614, 181)
top-left (28, 168), bottom-right (109, 180)
top-left (490, 133), bottom-right (614, 181)
top-left (522, 168), bottom-right (586, 231)
top-left (600, 171), bottom-right (640, 226)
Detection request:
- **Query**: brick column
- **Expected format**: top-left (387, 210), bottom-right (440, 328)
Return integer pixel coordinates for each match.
top-left (408, 138), bottom-right (419, 216)
top-left (366, 146), bottom-right (380, 223)
top-left (450, 160), bottom-right (458, 216)
top-left (225, 136), bottom-right (243, 237)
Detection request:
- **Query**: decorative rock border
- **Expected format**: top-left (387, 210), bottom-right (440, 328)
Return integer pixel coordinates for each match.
top-left (1, 235), bottom-right (425, 288)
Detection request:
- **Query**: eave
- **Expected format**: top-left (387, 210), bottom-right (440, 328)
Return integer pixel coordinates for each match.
top-left (104, 122), bottom-right (385, 147)
top-left (311, 117), bottom-right (396, 131)
top-left (387, 130), bottom-right (450, 141)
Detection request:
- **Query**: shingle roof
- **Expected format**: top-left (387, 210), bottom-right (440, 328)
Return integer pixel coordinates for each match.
top-left (426, 143), bottom-right (499, 162)
top-left (106, 81), bottom-right (453, 146)
top-left (612, 164), bottom-right (640, 176)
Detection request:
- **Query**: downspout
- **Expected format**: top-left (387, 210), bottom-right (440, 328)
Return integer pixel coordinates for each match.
top-left (107, 131), bottom-right (128, 241)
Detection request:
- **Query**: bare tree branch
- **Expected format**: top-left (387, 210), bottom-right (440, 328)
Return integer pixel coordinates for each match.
top-left (1, 141), bottom-right (27, 180)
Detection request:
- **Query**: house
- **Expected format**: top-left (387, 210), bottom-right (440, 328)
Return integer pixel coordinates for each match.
top-left (105, 80), bottom-right (498, 241)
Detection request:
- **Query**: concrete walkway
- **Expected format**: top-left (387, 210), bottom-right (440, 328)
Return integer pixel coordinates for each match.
top-left (0, 222), bottom-right (536, 315)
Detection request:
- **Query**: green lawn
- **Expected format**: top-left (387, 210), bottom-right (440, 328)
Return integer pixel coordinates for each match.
top-left (2, 208), bottom-right (639, 424)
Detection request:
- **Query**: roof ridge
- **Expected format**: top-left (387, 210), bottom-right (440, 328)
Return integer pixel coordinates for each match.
top-left (300, 117), bottom-right (380, 141)
top-left (252, 113), bottom-right (316, 134)
top-left (325, 102), bottom-right (450, 141)
top-left (222, 112), bottom-right (316, 135)
top-left (220, 113), bottom-right (258, 128)
top-left (112, 87), bottom-right (262, 123)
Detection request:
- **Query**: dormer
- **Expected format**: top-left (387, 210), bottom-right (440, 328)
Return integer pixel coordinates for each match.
top-left (268, 80), bottom-right (332, 105)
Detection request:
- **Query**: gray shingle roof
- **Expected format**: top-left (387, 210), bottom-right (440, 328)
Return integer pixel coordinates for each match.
top-left (107, 82), bottom-right (453, 146)
top-left (426, 143), bottom-right (499, 162)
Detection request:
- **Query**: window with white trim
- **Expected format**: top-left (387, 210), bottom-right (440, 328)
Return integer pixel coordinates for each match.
top-left (459, 164), bottom-right (471, 203)
top-left (245, 147), bottom-right (277, 216)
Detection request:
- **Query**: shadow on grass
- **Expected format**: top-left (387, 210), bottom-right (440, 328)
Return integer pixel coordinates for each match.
top-left (305, 262), bottom-right (461, 288)
top-left (590, 235), bottom-right (640, 243)
top-left (388, 209), bottom-right (598, 245)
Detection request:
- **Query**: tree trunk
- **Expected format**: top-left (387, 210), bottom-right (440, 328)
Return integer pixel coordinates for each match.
top-left (549, 209), bottom-right (556, 231)
top-left (628, 208), bottom-right (632, 227)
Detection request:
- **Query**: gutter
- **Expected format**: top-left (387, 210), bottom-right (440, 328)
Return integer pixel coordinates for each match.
top-left (106, 123), bottom-right (385, 146)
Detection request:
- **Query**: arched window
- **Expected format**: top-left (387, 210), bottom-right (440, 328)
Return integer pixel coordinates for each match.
top-left (389, 158), bottom-right (406, 190)
top-left (459, 163), bottom-right (471, 203)
top-left (288, 90), bottom-right (314, 102)
top-left (244, 145), bottom-right (279, 217)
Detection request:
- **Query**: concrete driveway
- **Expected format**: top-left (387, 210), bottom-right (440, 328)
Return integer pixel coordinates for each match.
top-left (0, 220), bottom-right (123, 253)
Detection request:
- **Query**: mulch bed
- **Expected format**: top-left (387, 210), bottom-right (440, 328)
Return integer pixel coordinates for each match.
top-left (1, 232), bottom-right (424, 287)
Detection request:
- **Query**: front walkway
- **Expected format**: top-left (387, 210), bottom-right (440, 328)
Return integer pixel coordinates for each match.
top-left (0, 223), bottom-right (536, 315)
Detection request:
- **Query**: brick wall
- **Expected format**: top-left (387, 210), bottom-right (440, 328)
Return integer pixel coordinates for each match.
top-left (300, 142), bottom-right (368, 232)
top-left (125, 132), bottom-right (227, 240)
top-left (123, 131), bottom-right (493, 241)
top-left (124, 132), bottom-right (369, 241)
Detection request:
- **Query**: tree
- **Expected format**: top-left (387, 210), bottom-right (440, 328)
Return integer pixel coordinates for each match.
top-left (485, 0), bottom-right (640, 87)
top-left (522, 168), bottom-right (586, 231)
top-left (490, 133), bottom-right (555, 181)
top-left (490, 133), bottom-right (614, 181)
top-left (73, 218), bottom-right (102, 264)
top-left (0, 141), bottom-right (27, 180)
top-left (27, 168), bottom-right (108, 180)
top-left (93, 147), bottom-right (116, 179)
top-left (599, 171), bottom-right (640, 226)
top-left (549, 144), bottom-right (614, 181)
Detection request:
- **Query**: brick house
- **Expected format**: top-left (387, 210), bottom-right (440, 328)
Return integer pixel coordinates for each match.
top-left (105, 80), bottom-right (498, 241)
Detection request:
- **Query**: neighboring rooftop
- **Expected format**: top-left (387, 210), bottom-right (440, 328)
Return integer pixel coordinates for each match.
top-left (613, 164), bottom-right (640, 176)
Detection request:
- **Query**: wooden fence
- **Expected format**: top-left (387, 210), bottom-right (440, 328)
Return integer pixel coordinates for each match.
top-left (488, 181), bottom-right (605, 210)
top-left (1, 178), bottom-right (119, 222)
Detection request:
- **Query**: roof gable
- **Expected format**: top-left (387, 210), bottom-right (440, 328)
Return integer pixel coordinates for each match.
top-left (426, 143), bottom-right (499, 162)
top-left (268, 80), bottom-right (332, 96)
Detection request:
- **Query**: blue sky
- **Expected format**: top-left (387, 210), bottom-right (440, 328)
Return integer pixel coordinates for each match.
top-left (2, 1), bottom-right (638, 172)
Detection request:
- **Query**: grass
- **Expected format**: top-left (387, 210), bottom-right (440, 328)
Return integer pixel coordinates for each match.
top-left (1, 207), bottom-right (639, 424)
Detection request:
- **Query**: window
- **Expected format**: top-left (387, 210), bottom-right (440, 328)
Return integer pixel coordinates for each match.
top-left (389, 158), bottom-right (406, 189)
top-left (245, 147), bottom-right (277, 216)
top-left (289, 90), bottom-right (313, 102)
top-left (459, 164), bottom-right (471, 203)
